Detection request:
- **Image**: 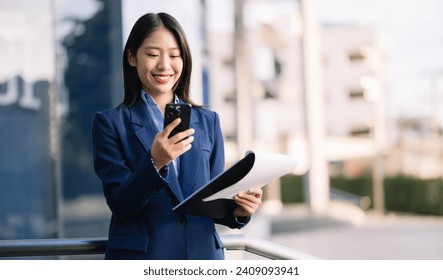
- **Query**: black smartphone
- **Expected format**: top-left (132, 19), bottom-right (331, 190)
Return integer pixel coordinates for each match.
top-left (164, 103), bottom-right (192, 138)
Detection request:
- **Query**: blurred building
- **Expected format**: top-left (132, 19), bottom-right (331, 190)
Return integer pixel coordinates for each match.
top-left (323, 25), bottom-right (384, 138)
top-left (321, 24), bottom-right (443, 179)
top-left (206, 0), bottom-right (305, 165)
top-left (0, 1), bottom-right (59, 240)
top-left (321, 24), bottom-right (388, 177)
top-left (388, 116), bottom-right (443, 179)
top-left (0, 76), bottom-right (57, 239)
top-left (206, 5), bottom-right (388, 177)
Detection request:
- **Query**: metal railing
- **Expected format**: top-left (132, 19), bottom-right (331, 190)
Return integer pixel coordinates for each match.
top-left (221, 234), bottom-right (320, 260)
top-left (0, 233), bottom-right (319, 260)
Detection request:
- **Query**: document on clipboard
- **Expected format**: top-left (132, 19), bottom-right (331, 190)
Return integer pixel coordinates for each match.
top-left (172, 151), bottom-right (297, 219)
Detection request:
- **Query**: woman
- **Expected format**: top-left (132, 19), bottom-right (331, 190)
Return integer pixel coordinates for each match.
top-left (92, 12), bottom-right (262, 260)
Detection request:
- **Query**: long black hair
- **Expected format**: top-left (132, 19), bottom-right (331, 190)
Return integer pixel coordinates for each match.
top-left (122, 12), bottom-right (199, 107)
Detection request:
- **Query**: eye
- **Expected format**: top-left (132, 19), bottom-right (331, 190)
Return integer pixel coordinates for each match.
top-left (147, 53), bottom-right (158, 57)
top-left (170, 55), bottom-right (181, 59)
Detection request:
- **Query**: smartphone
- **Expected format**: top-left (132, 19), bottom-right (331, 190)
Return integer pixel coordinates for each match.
top-left (164, 103), bottom-right (192, 138)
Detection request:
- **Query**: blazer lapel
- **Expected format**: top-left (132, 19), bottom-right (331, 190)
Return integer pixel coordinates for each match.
top-left (130, 98), bottom-right (184, 202)
top-left (131, 98), bottom-right (156, 153)
top-left (165, 164), bottom-right (184, 201)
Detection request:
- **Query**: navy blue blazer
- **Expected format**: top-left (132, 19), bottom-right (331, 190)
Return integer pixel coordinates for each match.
top-left (92, 98), bottom-right (248, 259)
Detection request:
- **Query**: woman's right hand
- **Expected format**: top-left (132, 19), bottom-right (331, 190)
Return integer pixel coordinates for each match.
top-left (150, 118), bottom-right (195, 170)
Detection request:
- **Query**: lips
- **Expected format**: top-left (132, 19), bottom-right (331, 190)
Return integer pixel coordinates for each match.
top-left (153, 74), bottom-right (173, 84)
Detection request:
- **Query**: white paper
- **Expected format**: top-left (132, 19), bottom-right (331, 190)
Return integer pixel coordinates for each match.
top-left (202, 151), bottom-right (297, 202)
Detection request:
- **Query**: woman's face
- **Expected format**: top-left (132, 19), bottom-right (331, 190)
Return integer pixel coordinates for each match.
top-left (128, 27), bottom-right (183, 98)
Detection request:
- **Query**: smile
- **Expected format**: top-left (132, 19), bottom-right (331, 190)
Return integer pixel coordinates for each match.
top-left (153, 74), bottom-right (173, 84)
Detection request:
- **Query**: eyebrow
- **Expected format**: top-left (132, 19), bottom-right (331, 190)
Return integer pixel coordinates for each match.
top-left (142, 46), bottom-right (180, 51)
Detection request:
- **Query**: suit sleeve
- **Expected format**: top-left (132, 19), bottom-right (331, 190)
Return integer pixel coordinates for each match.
top-left (92, 111), bottom-right (168, 219)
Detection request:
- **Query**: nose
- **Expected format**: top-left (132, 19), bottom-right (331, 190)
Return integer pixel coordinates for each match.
top-left (157, 54), bottom-right (171, 71)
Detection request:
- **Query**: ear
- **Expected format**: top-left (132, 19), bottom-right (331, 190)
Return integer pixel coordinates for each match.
top-left (127, 49), bottom-right (137, 67)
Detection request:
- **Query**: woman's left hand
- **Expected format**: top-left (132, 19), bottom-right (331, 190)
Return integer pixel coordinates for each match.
top-left (234, 188), bottom-right (263, 217)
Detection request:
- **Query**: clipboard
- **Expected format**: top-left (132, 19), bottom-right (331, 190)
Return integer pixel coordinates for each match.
top-left (172, 151), bottom-right (297, 219)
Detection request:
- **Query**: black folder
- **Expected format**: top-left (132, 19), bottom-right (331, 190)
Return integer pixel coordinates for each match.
top-left (173, 151), bottom-right (297, 219)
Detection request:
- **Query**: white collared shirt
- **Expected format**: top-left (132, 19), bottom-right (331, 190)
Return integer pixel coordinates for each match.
top-left (141, 90), bottom-right (181, 177)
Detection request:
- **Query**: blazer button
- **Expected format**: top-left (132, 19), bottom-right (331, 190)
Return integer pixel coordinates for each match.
top-left (177, 216), bottom-right (186, 225)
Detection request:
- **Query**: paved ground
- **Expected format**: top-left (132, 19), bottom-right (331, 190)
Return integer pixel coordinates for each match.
top-left (229, 203), bottom-right (443, 260)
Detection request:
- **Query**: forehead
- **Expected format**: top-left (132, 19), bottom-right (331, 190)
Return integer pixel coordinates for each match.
top-left (141, 27), bottom-right (179, 49)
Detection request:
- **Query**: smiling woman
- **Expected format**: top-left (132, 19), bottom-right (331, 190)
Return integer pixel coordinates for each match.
top-left (127, 26), bottom-right (184, 111)
top-left (121, 13), bottom-right (194, 109)
top-left (91, 12), bottom-right (263, 260)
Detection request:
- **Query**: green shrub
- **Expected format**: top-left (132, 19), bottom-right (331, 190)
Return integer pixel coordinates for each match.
top-left (279, 174), bottom-right (443, 215)
top-left (384, 176), bottom-right (443, 215)
top-left (280, 175), bottom-right (304, 203)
